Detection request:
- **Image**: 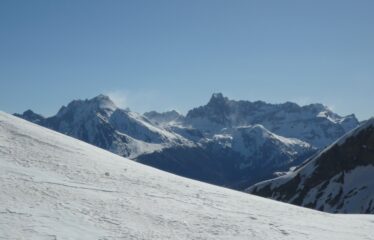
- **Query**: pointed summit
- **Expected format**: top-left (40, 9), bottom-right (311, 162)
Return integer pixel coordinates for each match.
top-left (186, 93), bottom-right (231, 126)
top-left (207, 93), bottom-right (229, 106)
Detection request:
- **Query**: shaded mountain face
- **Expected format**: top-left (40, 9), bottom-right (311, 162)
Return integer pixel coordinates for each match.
top-left (137, 135), bottom-right (315, 189)
top-left (15, 93), bottom-right (358, 190)
top-left (137, 124), bottom-right (316, 189)
top-left (247, 119), bottom-right (374, 213)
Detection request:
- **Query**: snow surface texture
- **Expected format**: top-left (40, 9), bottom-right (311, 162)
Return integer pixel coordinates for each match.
top-left (1, 112), bottom-right (374, 239)
top-left (247, 119), bottom-right (374, 213)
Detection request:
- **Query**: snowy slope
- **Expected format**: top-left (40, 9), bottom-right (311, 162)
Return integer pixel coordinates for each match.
top-left (109, 109), bottom-right (185, 144)
top-left (1, 112), bottom-right (374, 239)
top-left (247, 119), bottom-right (374, 213)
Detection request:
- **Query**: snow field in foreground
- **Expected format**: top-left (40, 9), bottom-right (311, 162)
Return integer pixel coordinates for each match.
top-left (0, 112), bottom-right (373, 240)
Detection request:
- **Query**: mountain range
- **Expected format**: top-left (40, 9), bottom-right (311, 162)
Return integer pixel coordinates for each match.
top-left (2, 111), bottom-right (374, 239)
top-left (15, 93), bottom-right (359, 190)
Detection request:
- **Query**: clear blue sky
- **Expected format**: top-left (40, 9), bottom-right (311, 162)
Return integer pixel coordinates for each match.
top-left (1, 0), bottom-right (373, 120)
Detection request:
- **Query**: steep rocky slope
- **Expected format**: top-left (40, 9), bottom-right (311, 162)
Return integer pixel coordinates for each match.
top-left (247, 119), bottom-right (374, 213)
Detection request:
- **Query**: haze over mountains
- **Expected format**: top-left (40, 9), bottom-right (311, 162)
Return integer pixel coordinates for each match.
top-left (15, 93), bottom-right (359, 191)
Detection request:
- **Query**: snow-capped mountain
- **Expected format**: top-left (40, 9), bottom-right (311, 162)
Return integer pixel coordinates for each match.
top-left (1, 111), bottom-right (374, 239)
top-left (247, 119), bottom-right (374, 213)
top-left (15, 93), bottom-right (358, 190)
top-left (16, 95), bottom-right (191, 158)
top-left (138, 93), bottom-right (357, 188)
top-left (184, 93), bottom-right (359, 148)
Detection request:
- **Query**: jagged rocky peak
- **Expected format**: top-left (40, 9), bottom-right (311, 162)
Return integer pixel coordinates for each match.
top-left (186, 93), bottom-right (233, 125)
top-left (208, 92), bottom-right (229, 105)
top-left (56, 94), bottom-right (117, 120)
top-left (206, 93), bottom-right (233, 112)
top-left (185, 93), bottom-right (359, 148)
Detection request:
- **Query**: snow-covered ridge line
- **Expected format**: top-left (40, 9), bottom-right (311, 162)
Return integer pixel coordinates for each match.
top-left (1, 111), bottom-right (374, 239)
